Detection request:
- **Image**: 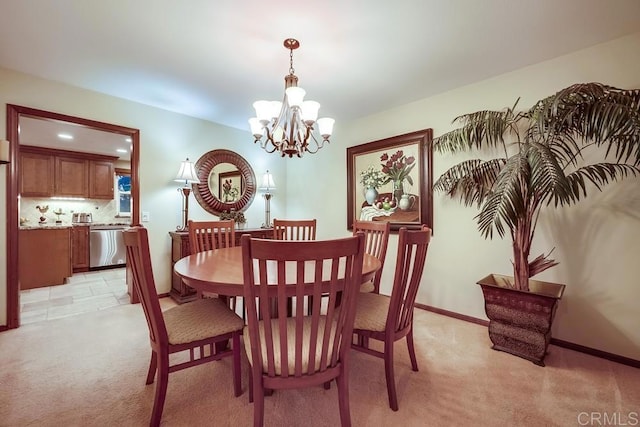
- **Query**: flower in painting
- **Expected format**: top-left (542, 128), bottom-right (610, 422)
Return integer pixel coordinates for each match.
top-left (222, 179), bottom-right (239, 202)
top-left (359, 165), bottom-right (388, 189)
top-left (380, 150), bottom-right (416, 186)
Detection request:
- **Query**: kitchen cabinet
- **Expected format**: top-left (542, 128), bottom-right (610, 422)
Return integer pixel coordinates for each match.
top-left (71, 225), bottom-right (90, 272)
top-left (56, 155), bottom-right (89, 197)
top-left (89, 160), bottom-right (115, 199)
top-left (168, 228), bottom-right (273, 303)
top-left (20, 146), bottom-right (116, 199)
top-left (20, 151), bottom-right (54, 197)
top-left (19, 227), bottom-right (72, 290)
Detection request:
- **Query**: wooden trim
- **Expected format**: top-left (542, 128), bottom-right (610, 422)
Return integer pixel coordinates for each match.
top-left (414, 302), bottom-right (488, 326)
top-left (550, 338), bottom-right (640, 369)
top-left (114, 167), bottom-right (131, 175)
top-left (5, 104), bottom-right (141, 329)
top-left (414, 303), bottom-right (640, 368)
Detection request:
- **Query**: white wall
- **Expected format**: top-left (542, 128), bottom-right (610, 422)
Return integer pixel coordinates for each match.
top-left (288, 33), bottom-right (640, 360)
top-left (2, 33), bottom-right (639, 360)
top-left (0, 67), bottom-right (286, 325)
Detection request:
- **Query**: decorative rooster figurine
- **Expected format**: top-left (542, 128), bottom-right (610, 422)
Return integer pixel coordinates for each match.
top-left (36, 205), bottom-right (49, 224)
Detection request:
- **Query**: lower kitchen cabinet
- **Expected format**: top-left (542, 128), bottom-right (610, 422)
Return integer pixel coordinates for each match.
top-left (19, 227), bottom-right (72, 290)
top-left (168, 227), bottom-right (273, 304)
top-left (71, 225), bottom-right (90, 272)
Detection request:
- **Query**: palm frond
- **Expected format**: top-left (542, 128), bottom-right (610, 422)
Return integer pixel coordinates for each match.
top-left (528, 250), bottom-right (559, 277)
top-left (526, 142), bottom-right (575, 206)
top-left (476, 154), bottom-right (529, 239)
top-left (432, 107), bottom-right (519, 154)
top-left (531, 83), bottom-right (640, 165)
top-left (565, 163), bottom-right (640, 201)
top-left (433, 158), bottom-right (506, 207)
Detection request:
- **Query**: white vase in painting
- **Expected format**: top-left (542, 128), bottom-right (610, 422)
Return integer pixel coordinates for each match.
top-left (364, 187), bottom-right (378, 205)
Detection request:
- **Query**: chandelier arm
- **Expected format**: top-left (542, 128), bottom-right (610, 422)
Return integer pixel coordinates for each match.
top-left (260, 130), bottom-right (279, 153)
top-left (303, 130), bottom-right (322, 154)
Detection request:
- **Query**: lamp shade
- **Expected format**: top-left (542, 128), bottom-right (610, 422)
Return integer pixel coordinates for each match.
top-left (259, 170), bottom-right (276, 192)
top-left (174, 158), bottom-right (200, 184)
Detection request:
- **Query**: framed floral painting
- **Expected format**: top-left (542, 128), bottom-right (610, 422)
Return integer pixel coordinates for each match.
top-left (346, 129), bottom-right (433, 231)
top-left (218, 171), bottom-right (244, 203)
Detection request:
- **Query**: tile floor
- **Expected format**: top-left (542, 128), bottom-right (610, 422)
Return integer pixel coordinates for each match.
top-left (20, 267), bottom-right (130, 325)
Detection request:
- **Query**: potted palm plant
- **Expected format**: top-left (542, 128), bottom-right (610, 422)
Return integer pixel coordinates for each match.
top-left (433, 82), bottom-right (640, 365)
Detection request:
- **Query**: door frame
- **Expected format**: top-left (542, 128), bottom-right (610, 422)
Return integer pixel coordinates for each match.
top-left (4, 104), bottom-right (140, 329)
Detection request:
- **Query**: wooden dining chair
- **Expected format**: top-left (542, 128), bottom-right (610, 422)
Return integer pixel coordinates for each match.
top-left (241, 233), bottom-right (365, 427)
top-left (272, 218), bottom-right (318, 315)
top-left (351, 225), bottom-right (431, 411)
top-left (123, 226), bottom-right (244, 427)
top-left (272, 218), bottom-right (317, 241)
top-left (188, 219), bottom-right (236, 252)
top-left (352, 220), bottom-right (390, 294)
top-left (188, 219), bottom-right (239, 311)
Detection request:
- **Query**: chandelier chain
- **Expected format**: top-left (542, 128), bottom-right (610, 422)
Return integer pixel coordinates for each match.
top-left (289, 47), bottom-right (295, 76)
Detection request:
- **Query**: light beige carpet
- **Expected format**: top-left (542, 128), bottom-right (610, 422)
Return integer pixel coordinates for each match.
top-left (1, 298), bottom-right (638, 426)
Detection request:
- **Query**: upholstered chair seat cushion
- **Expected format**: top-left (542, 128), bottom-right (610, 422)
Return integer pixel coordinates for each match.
top-left (359, 280), bottom-right (375, 293)
top-left (164, 298), bottom-right (244, 345)
top-left (353, 292), bottom-right (391, 332)
top-left (243, 316), bottom-right (338, 375)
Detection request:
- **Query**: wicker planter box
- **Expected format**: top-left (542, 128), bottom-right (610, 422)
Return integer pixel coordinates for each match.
top-left (477, 274), bottom-right (565, 366)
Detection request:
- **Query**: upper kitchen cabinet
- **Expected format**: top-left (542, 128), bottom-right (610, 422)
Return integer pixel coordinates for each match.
top-left (20, 150), bottom-right (55, 197)
top-left (56, 155), bottom-right (89, 197)
top-left (89, 160), bottom-right (115, 199)
top-left (20, 146), bottom-right (117, 199)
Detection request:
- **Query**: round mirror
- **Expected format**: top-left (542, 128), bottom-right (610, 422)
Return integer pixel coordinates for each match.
top-left (192, 149), bottom-right (256, 216)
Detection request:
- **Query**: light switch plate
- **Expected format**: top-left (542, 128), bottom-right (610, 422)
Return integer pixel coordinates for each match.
top-left (142, 211), bottom-right (150, 222)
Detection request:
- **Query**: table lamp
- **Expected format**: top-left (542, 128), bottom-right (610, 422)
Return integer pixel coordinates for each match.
top-left (175, 158), bottom-right (200, 231)
top-left (259, 170), bottom-right (276, 228)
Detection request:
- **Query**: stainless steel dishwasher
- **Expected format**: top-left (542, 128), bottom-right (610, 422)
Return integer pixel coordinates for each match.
top-left (89, 225), bottom-right (127, 268)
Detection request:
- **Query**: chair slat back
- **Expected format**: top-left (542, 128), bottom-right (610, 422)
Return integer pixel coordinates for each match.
top-left (352, 220), bottom-right (390, 293)
top-left (188, 220), bottom-right (236, 253)
top-left (241, 233), bottom-right (365, 379)
top-left (123, 226), bottom-right (168, 348)
top-left (387, 226), bottom-right (431, 334)
top-left (272, 219), bottom-right (317, 241)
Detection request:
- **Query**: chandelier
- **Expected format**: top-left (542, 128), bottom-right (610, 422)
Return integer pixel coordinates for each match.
top-left (249, 38), bottom-right (334, 158)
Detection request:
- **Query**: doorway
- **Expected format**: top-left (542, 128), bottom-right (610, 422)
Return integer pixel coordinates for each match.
top-left (6, 105), bottom-right (140, 329)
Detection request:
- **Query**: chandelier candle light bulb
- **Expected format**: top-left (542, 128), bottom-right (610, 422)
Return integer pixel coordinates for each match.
top-left (249, 38), bottom-right (334, 158)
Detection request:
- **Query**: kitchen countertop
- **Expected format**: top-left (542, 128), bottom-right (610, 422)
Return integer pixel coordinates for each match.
top-left (19, 222), bottom-right (131, 230)
top-left (20, 224), bottom-right (72, 230)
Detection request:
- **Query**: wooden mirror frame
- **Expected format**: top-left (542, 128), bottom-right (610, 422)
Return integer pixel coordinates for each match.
top-left (5, 104), bottom-right (140, 329)
top-left (192, 149), bottom-right (256, 215)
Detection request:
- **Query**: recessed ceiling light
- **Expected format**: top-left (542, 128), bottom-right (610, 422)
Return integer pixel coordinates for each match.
top-left (125, 137), bottom-right (132, 143)
top-left (116, 148), bottom-right (128, 153)
top-left (57, 133), bottom-right (73, 140)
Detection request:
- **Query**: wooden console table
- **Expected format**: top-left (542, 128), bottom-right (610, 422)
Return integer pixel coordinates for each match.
top-left (168, 227), bottom-right (273, 303)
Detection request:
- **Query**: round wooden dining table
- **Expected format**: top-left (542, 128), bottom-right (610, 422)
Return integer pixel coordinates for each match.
top-left (174, 245), bottom-right (382, 297)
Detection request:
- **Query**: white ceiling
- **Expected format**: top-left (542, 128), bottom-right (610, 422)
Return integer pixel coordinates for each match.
top-left (1, 0), bottom-right (640, 134)
top-left (18, 116), bottom-right (133, 160)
